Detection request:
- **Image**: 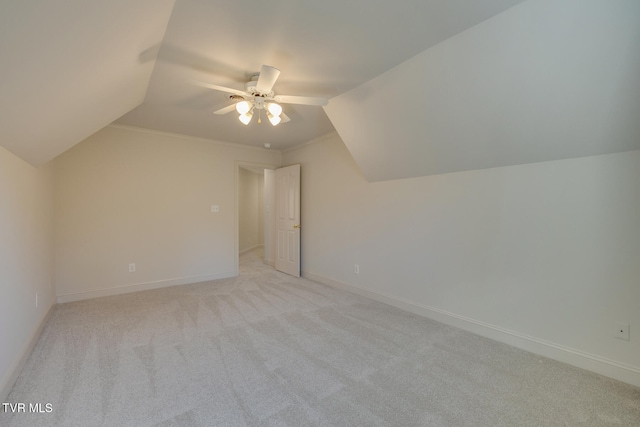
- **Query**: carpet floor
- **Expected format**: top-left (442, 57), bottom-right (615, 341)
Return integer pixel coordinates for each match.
top-left (2, 248), bottom-right (639, 426)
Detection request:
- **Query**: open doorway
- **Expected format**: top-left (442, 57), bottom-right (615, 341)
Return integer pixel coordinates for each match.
top-left (235, 162), bottom-right (277, 275)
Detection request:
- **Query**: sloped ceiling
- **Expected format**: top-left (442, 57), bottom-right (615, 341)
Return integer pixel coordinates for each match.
top-left (115, 0), bottom-right (528, 150)
top-left (325, 0), bottom-right (640, 181)
top-left (0, 0), bottom-right (527, 164)
top-left (0, 0), bottom-right (175, 166)
top-left (3, 0), bottom-right (637, 179)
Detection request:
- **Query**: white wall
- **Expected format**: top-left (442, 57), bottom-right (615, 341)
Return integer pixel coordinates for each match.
top-left (325, 0), bottom-right (640, 181)
top-left (239, 167), bottom-right (264, 253)
top-left (0, 146), bottom-right (55, 400)
top-left (283, 133), bottom-right (640, 386)
top-left (54, 125), bottom-right (280, 302)
top-left (258, 175), bottom-right (264, 246)
top-left (264, 169), bottom-right (276, 265)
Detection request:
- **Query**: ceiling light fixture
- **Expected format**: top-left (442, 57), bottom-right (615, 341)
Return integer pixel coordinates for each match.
top-left (267, 102), bottom-right (282, 117)
top-left (235, 101), bottom-right (251, 115)
top-left (267, 111), bottom-right (281, 126)
top-left (238, 110), bottom-right (253, 125)
top-left (235, 99), bottom-right (282, 126)
top-left (200, 64), bottom-right (329, 126)
top-left (267, 114), bottom-right (281, 126)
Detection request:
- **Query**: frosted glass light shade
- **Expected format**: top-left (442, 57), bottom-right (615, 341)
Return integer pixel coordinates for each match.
top-left (239, 112), bottom-right (252, 125)
top-left (268, 113), bottom-right (281, 126)
top-left (236, 101), bottom-right (251, 114)
top-left (267, 102), bottom-right (282, 116)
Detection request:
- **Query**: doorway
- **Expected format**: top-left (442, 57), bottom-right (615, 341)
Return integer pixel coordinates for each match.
top-left (235, 162), bottom-right (277, 275)
top-left (235, 162), bottom-right (300, 277)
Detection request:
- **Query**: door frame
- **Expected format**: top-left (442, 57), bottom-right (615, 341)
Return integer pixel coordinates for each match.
top-left (234, 160), bottom-right (279, 276)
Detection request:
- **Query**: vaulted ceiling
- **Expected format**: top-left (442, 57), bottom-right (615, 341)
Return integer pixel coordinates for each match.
top-left (114, 0), bottom-right (527, 151)
top-left (327, 0), bottom-right (640, 181)
top-left (1, 0), bottom-right (638, 183)
top-left (0, 0), bottom-right (175, 165)
top-left (1, 0), bottom-right (526, 165)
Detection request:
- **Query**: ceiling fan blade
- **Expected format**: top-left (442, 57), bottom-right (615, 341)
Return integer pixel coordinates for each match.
top-left (280, 112), bottom-right (291, 123)
top-left (255, 65), bottom-right (281, 93)
top-left (213, 104), bottom-right (237, 115)
top-left (273, 94), bottom-right (328, 106)
top-left (192, 80), bottom-right (247, 97)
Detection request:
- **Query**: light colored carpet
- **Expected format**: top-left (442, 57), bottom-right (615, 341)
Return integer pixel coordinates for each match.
top-left (2, 248), bottom-right (639, 426)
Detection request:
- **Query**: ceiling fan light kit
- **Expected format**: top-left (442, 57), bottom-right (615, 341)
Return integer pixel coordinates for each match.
top-left (239, 111), bottom-right (253, 125)
top-left (229, 86), bottom-right (283, 126)
top-left (267, 102), bottom-right (282, 116)
top-left (267, 113), bottom-right (281, 126)
top-left (235, 101), bottom-right (251, 115)
top-left (199, 65), bottom-right (328, 127)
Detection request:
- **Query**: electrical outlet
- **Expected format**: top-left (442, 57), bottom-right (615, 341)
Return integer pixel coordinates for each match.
top-left (614, 322), bottom-right (630, 341)
top-left (129, 263), bottom-right (136, 273)
top-left (211, 205), bottom-right (220, 213)
top-left (354, 264), bottom-right (360, 274)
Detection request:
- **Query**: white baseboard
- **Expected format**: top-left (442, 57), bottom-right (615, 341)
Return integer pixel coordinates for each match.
top-left (1, 303), bottom-right (56, 402)
top-left (303, 271), bottom-right (640, 388)
top-left (56, 272), bottom-right (236, 304)
top-left (239, 244), bottom-right (263, 255)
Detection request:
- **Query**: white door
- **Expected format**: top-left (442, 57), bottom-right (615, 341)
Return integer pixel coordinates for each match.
top-left (275, 164), bottom-right (300, 277)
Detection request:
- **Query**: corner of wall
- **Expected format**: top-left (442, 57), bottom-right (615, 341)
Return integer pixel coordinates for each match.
top-left (0, 302), bottom-right (56, 402)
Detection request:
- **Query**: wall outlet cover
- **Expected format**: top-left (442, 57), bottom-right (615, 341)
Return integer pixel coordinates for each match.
top-left (614, 322), bottom-right (630, 341)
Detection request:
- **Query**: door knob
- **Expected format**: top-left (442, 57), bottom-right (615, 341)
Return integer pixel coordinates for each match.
top-left (293, 224), bottom-right (301, 229)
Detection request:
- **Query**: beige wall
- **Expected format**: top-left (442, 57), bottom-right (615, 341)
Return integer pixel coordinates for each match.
top-left (0, 146), bottom-right (55, 400)
top-left (263, 169), bottom-right (276, 265)
top-left (239, 167), bottom-right (264, 253)
top-left (258, 174), bottom-right (264, 246)
top-left (283, 133), bottom-right (640, 386)
top-left (54, 125), bottom-right (280, 302)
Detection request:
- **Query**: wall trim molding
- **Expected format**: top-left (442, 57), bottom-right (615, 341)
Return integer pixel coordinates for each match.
top-left (303, 271), bottom-right (640, 388)
top-left (1, 303), bottom-right (56, 402)
top-left (107, 124), bottom-right (275, 153)
top-left (240, 244), bottom-right (263, 255)
top-left (56, 272), bottom-right (236, 304)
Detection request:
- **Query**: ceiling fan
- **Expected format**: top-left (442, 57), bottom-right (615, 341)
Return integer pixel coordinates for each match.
top-left (194, 65), bottom-right (328, 126)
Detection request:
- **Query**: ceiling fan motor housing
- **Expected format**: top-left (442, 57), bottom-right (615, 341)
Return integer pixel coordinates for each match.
top-left (254, 97), bottom-right (266, 109)
top-left (245, 79), bottom-right (274, 98)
